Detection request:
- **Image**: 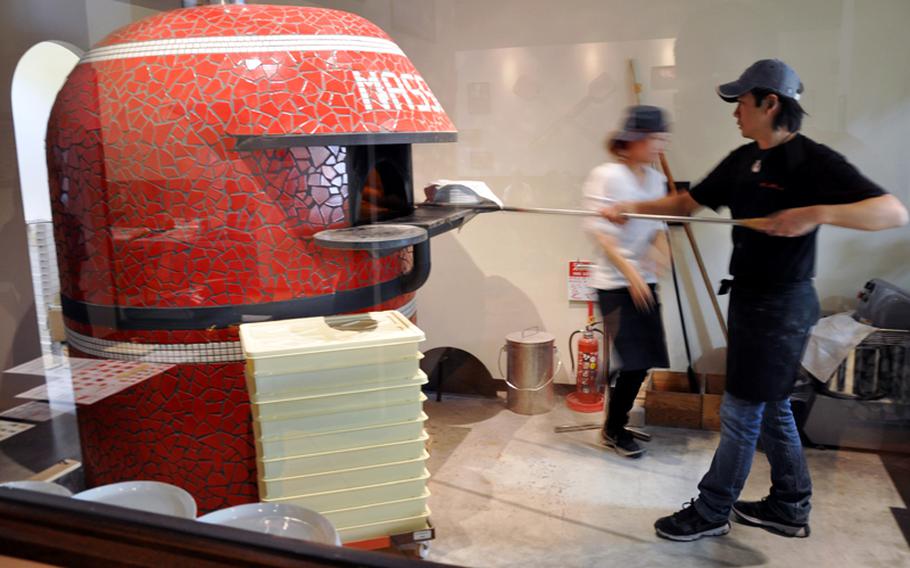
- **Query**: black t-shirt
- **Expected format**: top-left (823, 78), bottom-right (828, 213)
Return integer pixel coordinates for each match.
top-left (689, 134), bottom-right (886, 284)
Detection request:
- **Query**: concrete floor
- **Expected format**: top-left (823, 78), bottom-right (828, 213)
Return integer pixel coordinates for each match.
top-left (423, 395), bottom-right (910, 568)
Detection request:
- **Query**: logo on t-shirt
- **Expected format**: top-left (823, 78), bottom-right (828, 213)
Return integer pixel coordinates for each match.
top-left (758, 181), bottom-right (785, 191)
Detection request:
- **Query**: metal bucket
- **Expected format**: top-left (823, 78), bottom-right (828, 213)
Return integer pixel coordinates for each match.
top-left (499, 329), bottom-right (561, 415)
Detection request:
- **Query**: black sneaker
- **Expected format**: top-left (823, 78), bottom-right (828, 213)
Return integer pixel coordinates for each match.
top-left (654, 500), bottom-right (731, 542)
top-left (601, 429), bottom-right (645, 458)
top-left (732, 498), bottom-right (810, 538)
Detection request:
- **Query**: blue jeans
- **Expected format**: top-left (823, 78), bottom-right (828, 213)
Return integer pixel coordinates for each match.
top-left (694, 392), bottom-right (812, 524)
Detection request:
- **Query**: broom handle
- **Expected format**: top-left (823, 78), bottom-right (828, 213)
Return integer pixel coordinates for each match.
top-left (628, 59), bottom-right (698, 392)
top-left (659, 156), bottom-right (729, 341)
top-left (627, 58), bottom-right (729, 341)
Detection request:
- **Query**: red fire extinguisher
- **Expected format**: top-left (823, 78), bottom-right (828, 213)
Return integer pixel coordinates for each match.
top-left (567, 302), bottom-right (606, 412)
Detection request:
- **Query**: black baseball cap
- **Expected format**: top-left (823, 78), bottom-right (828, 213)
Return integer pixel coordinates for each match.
top-left (717, 59), bottom-right (804, 102)
top-left (611, 105), bottom-right (669, 142)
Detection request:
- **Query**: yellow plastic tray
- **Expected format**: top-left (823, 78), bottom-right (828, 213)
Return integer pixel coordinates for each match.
top-left (257, 432), bottom-right (428, 479)
top-left (259, 451), bottom-right (429, 499)
top-left (240, 311), bottom-right (424, 376)
top-left (246, 354), bottom-right (423, 402)
top-left (255, 413), bottom-right (428, 458)
top-left (252, 373), bottom-right (427, 420)
top-left (337, 509), bottom-right (431, 544)
top-left (322, 490), bottom-right (430, 529)
top-left (262, 471), bottom-right (430, 512)
top-left (253, 395), bottom-right (427, 441)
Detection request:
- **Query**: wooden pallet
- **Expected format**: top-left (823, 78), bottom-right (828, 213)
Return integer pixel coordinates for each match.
top-left (644, 370), bottom-right (725, 431)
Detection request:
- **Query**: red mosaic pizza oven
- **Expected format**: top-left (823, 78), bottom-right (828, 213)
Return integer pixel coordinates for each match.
top-left (45, 2), bottom-right (456, 512)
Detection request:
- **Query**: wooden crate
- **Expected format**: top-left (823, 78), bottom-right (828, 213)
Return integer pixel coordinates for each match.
top-left (704, 374), bottom-right (726, 395)
top-left (701, 373), bottom-right (725, 431)
top-left (701, 394), bottom-right (723, 431)
top-left (644, 370), bottom-right (702, 429)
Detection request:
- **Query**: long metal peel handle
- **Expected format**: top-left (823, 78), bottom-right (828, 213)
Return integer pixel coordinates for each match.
top-left (590, 196), bottom-right (753, 225)
top-left (623, 213), bottom-right (749, 225)
top-left (422, 200), bottom-right (755, 226)
top-left (501, 205), bottom-right (750, 225)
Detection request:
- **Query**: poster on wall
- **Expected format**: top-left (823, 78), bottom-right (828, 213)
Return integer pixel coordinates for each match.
top-left (568, 260), bottom-right (597, 302)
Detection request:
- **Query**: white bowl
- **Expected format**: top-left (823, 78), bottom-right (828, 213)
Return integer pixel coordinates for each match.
top-left (0, 480), bottom-right (73, 497)
top-left (198, 503), bottom-right (340, 546)
top-left (74, 481), bottom-right (197, 518)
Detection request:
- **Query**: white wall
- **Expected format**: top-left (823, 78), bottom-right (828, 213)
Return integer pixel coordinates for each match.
top-left (0, 0), bottom-right (89, 370)
top-left (12, 42), bottom-right (82, 223)
top-left (84, 0), bottom-right (166, 45)
top-left (380, 0), bottom-right (910, 380)
top-left (38, 0), bottom-right (910, 381)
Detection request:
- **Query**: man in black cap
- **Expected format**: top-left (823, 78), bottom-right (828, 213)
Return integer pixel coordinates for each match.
top-left (601, 59), bottom-right (908, 541)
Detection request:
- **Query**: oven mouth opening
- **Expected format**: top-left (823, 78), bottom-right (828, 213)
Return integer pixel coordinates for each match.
top-left (349, 144), bottom-right (413, 225)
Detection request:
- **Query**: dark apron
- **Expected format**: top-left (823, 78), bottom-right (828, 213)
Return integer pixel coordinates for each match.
top-left (598, 285), bottom-right (670, 372)
top-left (725, 280), bottom-right (820, 402)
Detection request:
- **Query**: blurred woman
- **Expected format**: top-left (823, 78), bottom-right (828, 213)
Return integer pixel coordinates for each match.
top-left (583, 105), bottom-right (672, 458)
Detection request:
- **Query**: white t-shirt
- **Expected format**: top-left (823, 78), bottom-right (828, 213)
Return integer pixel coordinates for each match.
top-left (583, 162), bottom-right (667, 291)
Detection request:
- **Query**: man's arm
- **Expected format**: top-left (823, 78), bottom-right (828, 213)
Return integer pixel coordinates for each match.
top-left (758, 194), bottom-right (909, 237)
top-left (601, 150), bottom-right (738, 223)
top-left (600, 192), bottom-right (701, 224)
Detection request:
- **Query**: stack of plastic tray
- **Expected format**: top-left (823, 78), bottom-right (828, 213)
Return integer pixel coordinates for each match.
top-left (239, 311), bottom-right (431, 543)
top-left (27, 221), bottom-right (60, 355)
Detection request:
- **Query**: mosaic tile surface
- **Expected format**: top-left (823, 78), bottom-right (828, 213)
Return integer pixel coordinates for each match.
top-left (45, 5), bottom-right (444, 512)
top-left (74, 354), bottom-right (258, 513)
top-left (47, 5), bottom-right (452, 310)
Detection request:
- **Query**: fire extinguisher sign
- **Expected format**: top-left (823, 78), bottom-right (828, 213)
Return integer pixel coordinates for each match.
top-left (568, 261), bottom-right (597, 302)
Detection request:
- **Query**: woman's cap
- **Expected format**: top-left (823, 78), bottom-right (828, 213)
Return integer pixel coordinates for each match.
top-left (612, 105), bottom-right (669, 142)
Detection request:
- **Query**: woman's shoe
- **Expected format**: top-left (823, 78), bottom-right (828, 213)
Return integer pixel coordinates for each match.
top-left (601, 429), bottom-right (645, 458)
